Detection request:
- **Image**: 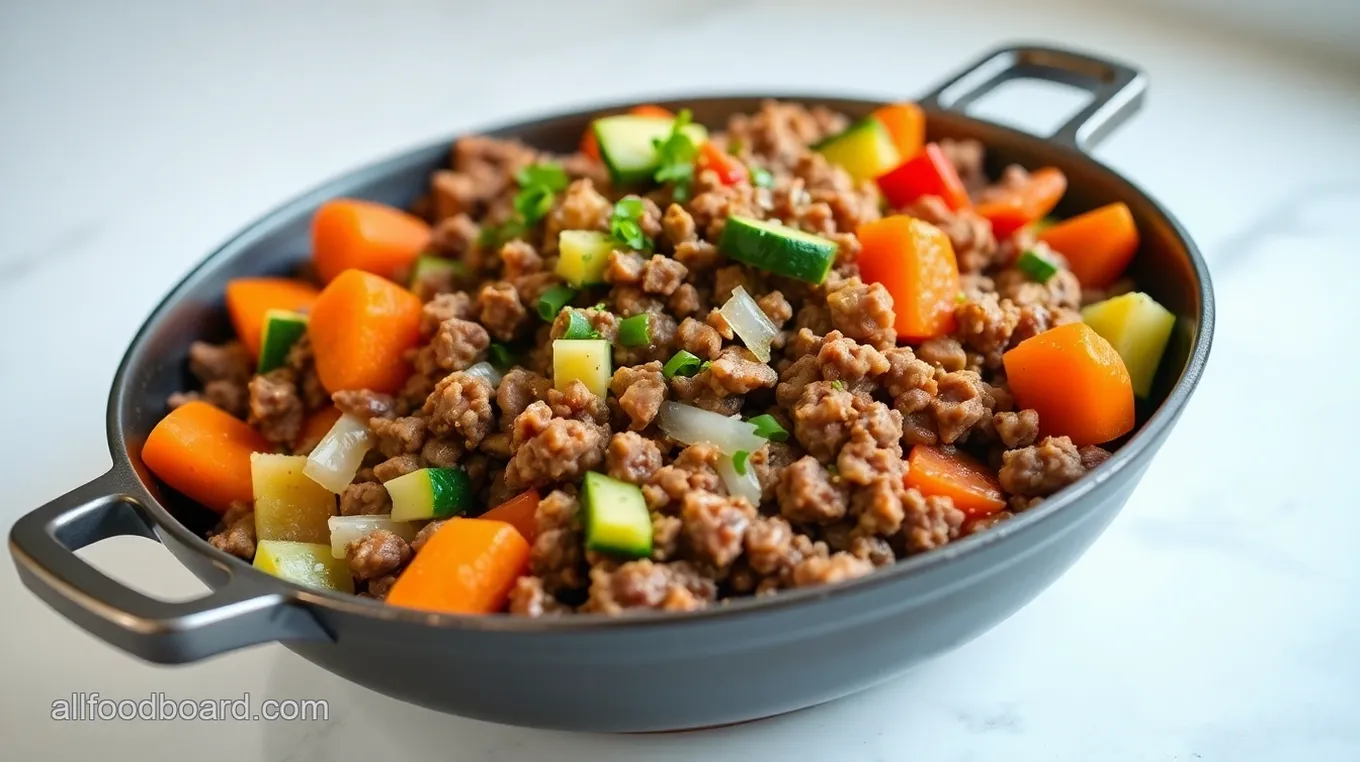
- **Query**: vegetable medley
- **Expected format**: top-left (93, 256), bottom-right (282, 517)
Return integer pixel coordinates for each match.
top-left (145, 100), bottom-right (1176, 616)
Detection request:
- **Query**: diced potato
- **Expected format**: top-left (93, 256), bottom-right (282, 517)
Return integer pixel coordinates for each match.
top-left (556, 230), bottom-right (616, 287)
top-left (1080, 291), bottom-right (1176, 398)
top-left (252, 453), bottom-right (336, 544)
top-left (254, 540), bottom-right (354, 593)
top-left (553, 339), bottom-right (611, 398)
top-left (815, 119), bottom-right (901, 183)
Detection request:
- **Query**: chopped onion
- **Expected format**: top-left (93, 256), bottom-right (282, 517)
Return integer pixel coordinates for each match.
top-left (656, 401), bottom-right (765, 456)
top-left (719, 285), bottom-right (778, 363)
top-left (303, 413), bottom-right (373, 493)
top-left (327, 515), bottom-right (418, 559)
top-left (716, 454), bottom-right (762, 506)
top-left (463, 361), bottom-right (504, 389)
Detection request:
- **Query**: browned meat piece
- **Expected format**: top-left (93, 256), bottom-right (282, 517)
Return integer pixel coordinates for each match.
top-left (916, 337), bottom-right (968, 372)
top-left (704, 348), bottom-right (777, 396)
top-left (681, 491), bottom-right (755, 568)
top-left (826, 277), bottom-right (896, 350)
top-left (248, 369), bottom-right (303, 445)
top-left (370, 415), bottom-right (427, 458)
top-left (756, 290), bottom-right (793, 327)
top-left (365, 574), bottom-right (399, 600)
top-left (605, 432), bottom-right (663, 485)
top-left (429, 214), bottom-right (481, 271)
top-left (777, 455), bottom-right (847, 524)
top-left (673, 240), bottom-right (721, 278)
top-left (420, 291), bottom-right (475, 337)
top-left (496, 368), bottom-right (551, 432)
top-left (791, 381), bottom-right (858, 462)
top-left (424, 372), bottom-right (494, 449)
top-left (667, 283), bottom-right (704, 319)
top-left (504, 402), bottom-right (607, 491)
top-left (605, 250), bottom-right (645, 285)
top-left (954, 291), bottom-right (1020, 368)
top-left (583, 560), bottom-right (717, 614)
top-left (207, 502), bottom-right (255, 560)
top-left (939, 137), bottom-right (986, 193)
top-left (642, 256), bottom-right (688, 296)
top-left (433, 317), bottom-right (489, 371)
top-left (332, 389), bottom-right (396, 424)
top-left (902, 488), bottom-right (964, 553)
top-left (547, 380), bottom-right (609, 425)
top-left (816, 331), bottom-right (889, 390)
top-left (507, 576), bottom-right (569, 616)
top-left (932, 370), bottom-right (992, 445)
top-left (373, 453), bottom-right (421, 483)
top-left (1079, 445), bottom-right (1113, 470)
top-left (662, 203), bottom-right (697, 245)
top-left (346, 529), bottom-right (412, 580)
top-left (676, 317), bottom-right (722, 361)
top-left (993, 409), bottom-right (1040, 449)
top-left (476, 281), bottom-right (528, 342)
top-left (998, 436), bottom-right (1087, 497)
top-left (499, 239), bottom-right (543, 281)
top-left (532, 489), bottom-right (587, 592)
top-left (340, 482), bottom-right (392, 516)
top-left (642, 443), bottom-right (725, 514)
top-left (791, 552), bottom-right (874, 588)
top-left (609, 362), bottom-right (667, 431)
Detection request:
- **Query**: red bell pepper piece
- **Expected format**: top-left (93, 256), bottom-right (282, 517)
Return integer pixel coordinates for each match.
top-left (975, 167), bottom-right (1068, 238)
top-left (876, 143), bottom-right (971, 211)
top-left (696, 141), bottom-right (749, 185)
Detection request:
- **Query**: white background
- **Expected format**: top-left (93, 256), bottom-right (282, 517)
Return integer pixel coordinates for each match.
top-left (2, 1), bottom-right (1358, 760)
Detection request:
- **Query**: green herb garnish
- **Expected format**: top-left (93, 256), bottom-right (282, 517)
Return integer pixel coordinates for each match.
top-left (536, 284), bottom-right (577, 322)
top-left (489, 343), bottom-right (516, 370)
top-left (652, 109), bottom-right (701, 201)
top-left (609, 197), bottom-right (653, 252)
top-left (746, 414), bottom-right (788, 442)
top-left (732, 450), bottom-right (750, 476)
top-left (662, 350), bottom-right (704, 379)
top-left (514, 163), bottom-right (568, 193)
top-left (561, 311), bottom-right (602, 340)
top-left (750, 166), bottom-right (773, 188)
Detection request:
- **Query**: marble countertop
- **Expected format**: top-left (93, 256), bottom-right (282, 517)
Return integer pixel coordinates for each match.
top-left (3, 1), bottom-right (1358, 759)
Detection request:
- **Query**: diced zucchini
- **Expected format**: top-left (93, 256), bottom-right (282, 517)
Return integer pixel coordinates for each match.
top-left (252, 453), bottom-right (336, 544)
top-left (328, 514), bottom-right (418, 559)
top-left (1081, 291), bottom-right (1176, 398)
top-left (592, 115), bottom-right (709, 185)
top-left (387, 467), bottom-right (474, 522)
top-left (581, 472), bottom-right (652, 559)
top-left (254, 540), bottom-right (354, 593)
top-left (813, 118), bottom-right (901, 183)
top-left (553, 339), bottom-right (611, 398)
top-left (256, 309), bottom-right (308, 374)
top-left (556, 230), bottom-right (616, 287)
top-left (718, 215), bottom-right (839, 284)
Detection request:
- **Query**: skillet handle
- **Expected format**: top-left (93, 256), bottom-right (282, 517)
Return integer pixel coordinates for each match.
top-left (919, 43), bottom-right (1147, 152)
top-left (8, 469), bottom-right (328, 664)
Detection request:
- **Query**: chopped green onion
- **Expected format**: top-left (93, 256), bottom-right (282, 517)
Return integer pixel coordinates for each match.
top-left (561, 311), bottom-right (601, 340)
top-left (831, 380), bottom-right (845, 391)
top-left (537, 284), bottom-right (577, 322)
top-left (609, 197), bottom-right (653, 252)
top-left (732, 450), bottom-right (750, 476)
top-left (662, 350), bottom-right (704, 379)
top-left (619, 313), bottom-right (651, 347)
top-left (489, 343), bottom-right (516, 370)
top-left (699, 360), bottom-right (712, 372)
top-left (593, 302), bottom-right (608, 311)
top-left (750, 166), bottom-right (773, 188)
top-left (514, 162), bottom-right (568, 193)
top-left (1017, 249), bottom-right (1060, 283)
top-left (746, 414), bottom-right (788, 442)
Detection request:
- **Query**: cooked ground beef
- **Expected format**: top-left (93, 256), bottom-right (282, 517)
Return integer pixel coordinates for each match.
top-left (167, 100), bottom-right (1150, 616)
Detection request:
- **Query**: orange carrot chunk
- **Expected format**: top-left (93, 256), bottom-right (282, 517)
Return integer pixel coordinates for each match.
top-left (312, 199), bottom-right (432, 284)
top-left (387, 519), bottom-right (530, 615)
top-left (905, 445), bottom-right (1006, 518)
top-left (480, 489), bottom-right (540, 544)
top-left (975, 167), bottom-right (1068, 239)
top-left (1038, 202), bottom-right (1139, 288)
top-left (871, 102), bottom-right (927, 160)
top-left (224, 278), bottom-right (320, 358)
top-left (857, 215), bottom-right (960, 341)
top-left (141, 401), bottom-right (270, 514)
top-left (580, 104), bottom-right (675, 162)
top-left (308, 269), bottom-right (422, 394)
top-left (1003, 322), bottom-right (1135, 446)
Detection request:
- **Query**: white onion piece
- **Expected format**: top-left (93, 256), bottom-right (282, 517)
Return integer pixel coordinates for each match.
top-left (463, 361), bottom-right (504, 389)
top-left (303, 413), bottom-right (373, 493)
top-left (328, 515), bottom-right (418, 559)
top-left (716, 454), bottom-right (763, 506)
top-left (656, 401), bottom-right (765, 456)
top-left (719, 285), bottom-right (778, 363)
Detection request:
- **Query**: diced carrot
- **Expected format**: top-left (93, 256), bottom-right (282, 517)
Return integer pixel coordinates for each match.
top-left (308, 269), bottom-right (422, 394)
top-left (1038, 202), bottom-right (1139, 288)
top-left (871, 103), bottom-right (926, 160)
top-left (293, 405), bottom-right (342, 454)
top-left (876, 143), bottom-right (971, 211)
top-left (856, 215), bottom-right (960, 341)
top-left (312, 199), bottom-right (432, 284)
top-left (224, 278), bottom-right (320, 358)
top-left (480, 489), bottom-right (540, 543)
top-left (1003, 322), bottom-right (1135, 446)
top-left (975, 167), bottom-right (1068, 239)
top-left (696, 141), bottom-right (748, 185)
top-left (387, 519), bottom-right (530, 615)
top-left (905, 445), bottom-right (1006, 518)
top-left (142, 401), bottom-right (270, 514)
top-left (580, 104), bottom-right (675, 161)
